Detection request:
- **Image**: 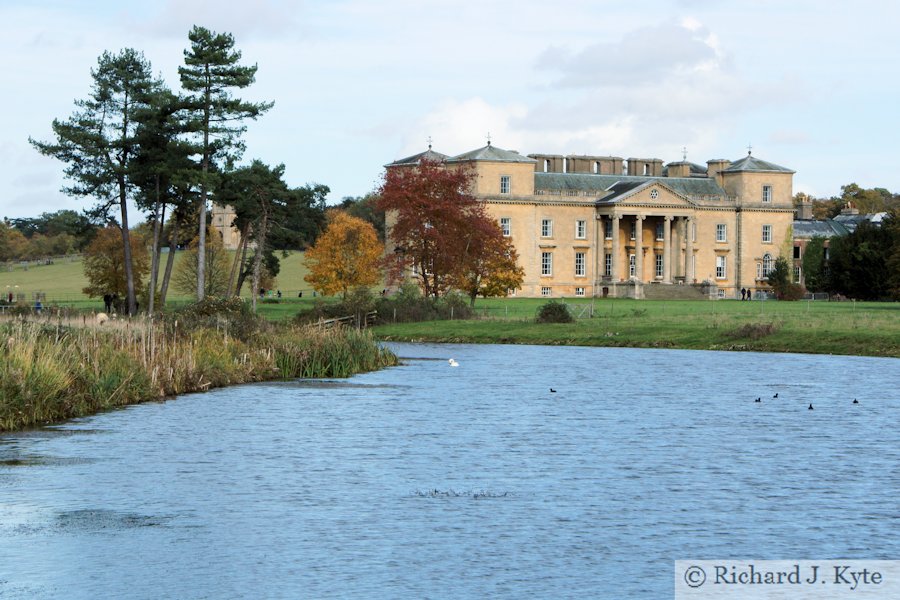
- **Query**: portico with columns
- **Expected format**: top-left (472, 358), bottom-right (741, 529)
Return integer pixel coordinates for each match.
top-left (595, 211), bottom-right (697, 298)
top-left (589, 177), bottom-right (707, 297)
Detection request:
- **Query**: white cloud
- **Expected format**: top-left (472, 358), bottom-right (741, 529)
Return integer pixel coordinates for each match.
top-left (3, 1), bottom-right (900, 219)
top-left (536, 19), bottom-right (721, 88)
top-left (398, 98), bottom-right (530, 158)
top-left (399, 19), bottom-right (792, 165)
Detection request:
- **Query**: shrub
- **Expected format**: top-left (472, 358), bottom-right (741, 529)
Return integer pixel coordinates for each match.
top-left (374, 283), bottom-right (473, 323)
top-left (163, 296), bottom-right (264, 342)
top-left (6, 304), bottom-right (34, 317)
top-left (728, 322), bottom-right (781, 340)
top-left (779, 283), bottom-right (806, 301)
top-left (536, 301), bottom-right (573, 324)
top-left (343, 286), bottom-right (378, 317)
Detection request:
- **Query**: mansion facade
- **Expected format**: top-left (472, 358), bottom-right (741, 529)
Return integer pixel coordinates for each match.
top-left (385, 143), bottom-right (796, 299)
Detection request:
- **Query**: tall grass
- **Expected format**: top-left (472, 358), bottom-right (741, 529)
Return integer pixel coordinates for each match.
top-left (0, 318), bottom-right (398, 432)
top-left (272, 326), bottom-right (399, 379)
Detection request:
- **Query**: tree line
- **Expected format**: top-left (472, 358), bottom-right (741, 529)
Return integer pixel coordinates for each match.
top-left (801, 183), bottom-right (900, 220)
top-left (0, 210), bottom-right (99, 261)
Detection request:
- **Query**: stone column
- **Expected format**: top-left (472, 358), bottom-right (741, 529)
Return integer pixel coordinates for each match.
top-left (684, 217), bottom-right (694, 282)
top-left (611, 214), bottom-right (620, 281)
top-left (663, 216), bottom-right (672, 283)
top-left (594, 214), bottom-right (602, 293)
top-left (634, 215), bottom-right (644, 281)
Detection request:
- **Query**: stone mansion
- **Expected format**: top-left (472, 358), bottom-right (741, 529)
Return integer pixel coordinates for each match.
top-left (384, 143), bottom-right (796, 299)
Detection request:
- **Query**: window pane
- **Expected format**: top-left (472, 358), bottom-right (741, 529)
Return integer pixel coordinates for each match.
top-left (575, 252), bottom-right (585, 276)
top-left (541, 219), bottom-right (553, 237)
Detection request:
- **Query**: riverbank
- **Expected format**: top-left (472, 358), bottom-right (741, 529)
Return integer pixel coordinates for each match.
top-left (374, 299), bottom-right (900, 358)
top-left (0, 316), bottom-right (398, 432)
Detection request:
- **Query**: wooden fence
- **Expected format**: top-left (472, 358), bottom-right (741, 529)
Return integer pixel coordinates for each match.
top-left (316, 311), bottom-right (378, 330)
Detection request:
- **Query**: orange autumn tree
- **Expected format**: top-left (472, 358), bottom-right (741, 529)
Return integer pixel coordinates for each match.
top-left (453, 219), bottom-right (525, 307)
top-left (303, 210), bottom-right (384, 299)
top-left (82, 226), bottom-right (150, 302)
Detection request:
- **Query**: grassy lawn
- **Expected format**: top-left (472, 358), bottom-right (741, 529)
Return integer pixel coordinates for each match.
top-left (0, 250), bottom-right (332, 319)
top-left (374, 298), bottom-right (900, 358)
top-left (3, 256), bottom-right (898, 357)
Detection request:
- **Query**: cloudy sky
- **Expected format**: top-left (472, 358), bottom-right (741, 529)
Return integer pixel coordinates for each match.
top-left (2, 0), bottom-right (898, 220)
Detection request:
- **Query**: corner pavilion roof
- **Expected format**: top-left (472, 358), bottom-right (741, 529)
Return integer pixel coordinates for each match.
top-left (446, 144), bottom-right (537, 164)
top-left (722, 154), bottom-right (795, 174)
top-left (385, 147), bottom-right (449, 167)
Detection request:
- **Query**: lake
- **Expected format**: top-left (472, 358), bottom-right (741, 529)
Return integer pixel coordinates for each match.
top-left (1, 343), bottom-right (898, 599)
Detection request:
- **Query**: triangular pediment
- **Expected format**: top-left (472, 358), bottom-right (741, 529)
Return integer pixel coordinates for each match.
top-left (597, 181), bottom-right (699, 207)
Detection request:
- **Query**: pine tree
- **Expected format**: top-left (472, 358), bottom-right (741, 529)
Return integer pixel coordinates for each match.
top-left (131, 87), bottom-right (199, 313)
top-left (179, 26), bottom-right (273, 301)
top-left (31, 49), bottom-right (160, 315)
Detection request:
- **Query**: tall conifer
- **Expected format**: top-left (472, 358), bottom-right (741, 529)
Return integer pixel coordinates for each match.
top-left (179, 25), bottom-right (273, 300)
top-left (31, 49), bottom-right (159, 315)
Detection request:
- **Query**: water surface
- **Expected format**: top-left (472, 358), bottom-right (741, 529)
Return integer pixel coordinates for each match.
top-left (1, 343), bottom-right (897, 598)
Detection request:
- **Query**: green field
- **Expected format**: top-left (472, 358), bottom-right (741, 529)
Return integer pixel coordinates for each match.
top-left (375, 297), bottom-right (900, 358)
top-left (3, 256), bottom-right (898, 357)
top-left (0, 251), bottom-right (332, 316)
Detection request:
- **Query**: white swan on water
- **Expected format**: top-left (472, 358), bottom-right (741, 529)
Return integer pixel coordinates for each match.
top-left (448, 359), bottom-right (459, 367)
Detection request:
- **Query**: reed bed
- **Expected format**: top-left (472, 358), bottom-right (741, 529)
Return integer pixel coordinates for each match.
top-left (0, 318), bottom-right (398, 432)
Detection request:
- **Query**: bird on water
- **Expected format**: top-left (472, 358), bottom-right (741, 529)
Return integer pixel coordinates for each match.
top-left (853, 399), bottom-right (859, 404)
top-left (808, 403), bottom-right (814, 410)
top-left (755, 397), bottom-right (761, 403)
top-left (448, 359), bottom-right (459, 367)
top-left (773, 393), bottom-right (779, 398)
top-left (550, 388), bottom-right (557, 393)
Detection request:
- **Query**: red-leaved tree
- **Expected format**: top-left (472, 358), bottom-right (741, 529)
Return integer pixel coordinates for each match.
top-left (378, 159), bottom-right (485, 297)
top-left (378, 159), bottom-right (524, 300)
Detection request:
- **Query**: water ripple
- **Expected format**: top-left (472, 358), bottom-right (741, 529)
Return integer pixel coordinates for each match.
top-left (0, 342), bottom-right (896, 599)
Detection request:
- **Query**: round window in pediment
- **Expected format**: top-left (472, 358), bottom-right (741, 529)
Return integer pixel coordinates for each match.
top-left (650, 189), bottom-right (659, 200)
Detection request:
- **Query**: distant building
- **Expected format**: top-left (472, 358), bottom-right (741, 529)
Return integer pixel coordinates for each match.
top-left (210, 203), bottom-right (241, 250)
top-left (791, 199), bottom-right (888, 288)
top-left (831, 202), bottom-right (889, 233)
top-left (385, 142), bottom-right (796, 299)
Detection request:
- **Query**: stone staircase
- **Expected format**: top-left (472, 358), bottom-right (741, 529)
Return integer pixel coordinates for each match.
top-left (641, 282), bottom-right (709, 300)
